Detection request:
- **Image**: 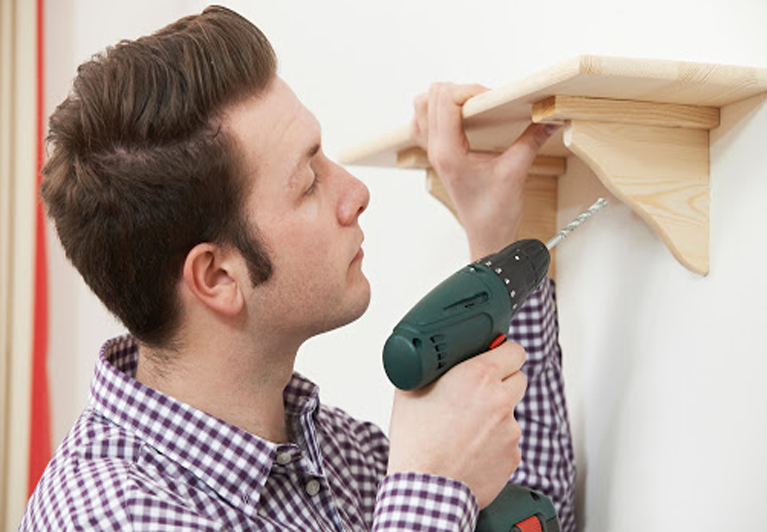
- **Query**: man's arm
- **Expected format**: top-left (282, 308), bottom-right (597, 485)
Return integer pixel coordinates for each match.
top-left (377, 83), bottom-right (557, 521)
top-left (379, 83), bottom-right (574, 530)
top-left (409, 82), bottom-right (575, 528)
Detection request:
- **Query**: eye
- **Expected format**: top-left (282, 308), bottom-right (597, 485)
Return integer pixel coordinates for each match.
top-left (305, 168), bottom-right (321, 196)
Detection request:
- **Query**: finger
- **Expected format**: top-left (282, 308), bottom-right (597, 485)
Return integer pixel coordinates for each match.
top-left (428, 83), bottom-right (474, 171)
top-left (501, 370), bottom-right (528, 406)
top-left (438, 83), bottom-right (490, 152)
top-left (436, 84), bottom-right (472, 155)
top-left (413, 92), bottom-right (428, 112)
top-left (427, 83), bottom-right (444, 165)
top-left (475, 340), bottom-right (526, 378)
top-left (450, 83), bottom-right (490, 106)
top-left (496, 122), bottom-right (560, 176)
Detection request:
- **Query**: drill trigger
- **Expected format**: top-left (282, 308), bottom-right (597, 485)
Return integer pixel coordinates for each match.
top-left (489, 334), bottom-right (506, 350)
top-left (514, 515), bottom-right (542, 532)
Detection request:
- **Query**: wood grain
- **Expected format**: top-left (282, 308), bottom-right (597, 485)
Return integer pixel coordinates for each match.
top-left (339, 55), bottom-right (767, 167)
top-left (532, 95), bottom-right (720, 129)
top-left (564, 120), bottom-right (709, 274)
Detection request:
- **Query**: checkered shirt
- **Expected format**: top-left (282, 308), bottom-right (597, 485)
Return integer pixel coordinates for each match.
top-left (19, 277), bottom-right (574, 531)
top-left (508, 277), bottom-right (576, 532)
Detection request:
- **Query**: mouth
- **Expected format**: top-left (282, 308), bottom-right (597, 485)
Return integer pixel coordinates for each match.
top-left (351, 234), bottom-right (365, 264)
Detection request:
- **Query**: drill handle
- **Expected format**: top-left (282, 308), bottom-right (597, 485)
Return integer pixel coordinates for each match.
top-left (383, 264), bottom-right (513, 390)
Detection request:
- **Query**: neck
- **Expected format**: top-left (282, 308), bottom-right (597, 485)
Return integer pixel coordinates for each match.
top-left (135, 330), bottom-right (299, 444)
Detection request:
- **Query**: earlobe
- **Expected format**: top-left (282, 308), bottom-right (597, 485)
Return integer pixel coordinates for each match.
top-left (182, 243), bottom-right (245, 316)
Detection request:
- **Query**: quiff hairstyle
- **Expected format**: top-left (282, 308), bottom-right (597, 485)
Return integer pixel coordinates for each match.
top-left (41, 6), bottom-right (276, 347)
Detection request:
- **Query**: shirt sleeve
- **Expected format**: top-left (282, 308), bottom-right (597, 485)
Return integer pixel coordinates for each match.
top-left (372, 472), bottom-right (478, 532)
top-left (507, 276), bottom-right (577, 532)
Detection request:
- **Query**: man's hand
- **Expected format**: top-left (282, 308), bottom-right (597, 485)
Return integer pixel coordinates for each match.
top-left (411, 83), bottom-right (558, 261)
top-left (386, 342), bottom-right (528, 509)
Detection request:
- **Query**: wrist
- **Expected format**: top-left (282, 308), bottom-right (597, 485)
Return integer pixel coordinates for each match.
top-left (466, 224), bottom-right (521, 262)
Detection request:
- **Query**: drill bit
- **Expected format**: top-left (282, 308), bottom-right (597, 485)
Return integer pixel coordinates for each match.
top-left (546, 197), bottom-right (608, 250)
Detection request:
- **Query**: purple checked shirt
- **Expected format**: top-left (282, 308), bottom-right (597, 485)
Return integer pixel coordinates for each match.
top-left (19, 277), bottom-right (574, 531)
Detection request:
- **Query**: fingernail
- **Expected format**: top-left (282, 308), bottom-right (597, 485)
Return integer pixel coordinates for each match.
top-left (544, 123), bottom-right (562, 135)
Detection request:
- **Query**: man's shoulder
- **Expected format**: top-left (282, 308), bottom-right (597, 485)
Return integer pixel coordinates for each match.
top-left (19, 409), bottom-right (217, 531)
top-left (19, 410), bottom-right (137, 527)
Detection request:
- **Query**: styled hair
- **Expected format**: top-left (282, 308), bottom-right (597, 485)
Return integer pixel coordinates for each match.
top-left (41, 6), bottom-right (276, 347)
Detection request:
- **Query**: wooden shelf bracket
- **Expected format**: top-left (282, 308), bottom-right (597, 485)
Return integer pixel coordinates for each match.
top-left (338, 57), bottom-right (767, 277)
top-left (533, 95), bottom-right (718, 275)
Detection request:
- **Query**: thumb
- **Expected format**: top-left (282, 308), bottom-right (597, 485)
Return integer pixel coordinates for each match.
top-left (495, 123), bottom-right (559, 177)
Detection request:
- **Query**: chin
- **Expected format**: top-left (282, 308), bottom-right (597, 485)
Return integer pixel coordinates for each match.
top-left (317, 280), bottom-right (371, 335)
top-left (342, 279), bottom-right (372, 325)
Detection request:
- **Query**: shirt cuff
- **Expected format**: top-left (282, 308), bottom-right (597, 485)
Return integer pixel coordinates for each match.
top-left (372, 472), bottom-right (478, 532)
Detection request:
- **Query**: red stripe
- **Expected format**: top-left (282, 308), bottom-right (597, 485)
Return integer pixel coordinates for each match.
top-left (28, 0), bottom-right (50, 497)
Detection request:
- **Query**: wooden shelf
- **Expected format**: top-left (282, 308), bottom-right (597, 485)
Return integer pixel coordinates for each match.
top-left (338, 55), bottom-right (767, 275)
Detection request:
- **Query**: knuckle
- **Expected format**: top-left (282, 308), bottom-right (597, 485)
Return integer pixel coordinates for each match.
top-left (510, 446), bottom-right (522, 470)
top-left (509, 418), bottom-right (522, 443)
top-left (413, 94), bottom-right (427, 114)
top-left (499, 421), bottom-right (522, 465)
top-left (466, 358), bottom-right (491, 383)
top-left (518, 371), bottom-right (528, 391)
top-left (509, 342), bottom-right (527, 363)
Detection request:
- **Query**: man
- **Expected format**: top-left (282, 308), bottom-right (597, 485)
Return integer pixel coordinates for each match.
top-left (20, 6), bottom-right (574, 531)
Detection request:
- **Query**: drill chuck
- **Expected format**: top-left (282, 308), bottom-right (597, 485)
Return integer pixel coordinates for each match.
top-left (478, 239), bottom-right (551, 309)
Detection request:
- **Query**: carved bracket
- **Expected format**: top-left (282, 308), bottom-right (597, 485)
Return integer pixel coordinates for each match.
top-left (532, 95), bottom-right (718, 275)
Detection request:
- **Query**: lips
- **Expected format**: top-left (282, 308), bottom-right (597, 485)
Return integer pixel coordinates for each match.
top-left (351, 234), bottom-right (365, 264)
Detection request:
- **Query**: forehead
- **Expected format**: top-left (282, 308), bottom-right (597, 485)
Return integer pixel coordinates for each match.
top-left (223, 78), bottom-right (320, 180)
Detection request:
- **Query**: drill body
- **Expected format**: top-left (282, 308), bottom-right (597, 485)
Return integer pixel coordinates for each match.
top-left (383, 239), bottom-right (560, 532)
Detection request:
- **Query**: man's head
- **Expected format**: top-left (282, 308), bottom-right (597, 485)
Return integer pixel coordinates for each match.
top-left (218, 78), bottom-right (371, 346)
top-left (41, 6), bottom-right (277, 347)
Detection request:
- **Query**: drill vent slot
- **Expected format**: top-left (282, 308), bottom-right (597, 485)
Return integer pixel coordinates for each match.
top-left (444, 292), bottom-right (489, 313)
top-left (431, 336), bottom-right (448, 365)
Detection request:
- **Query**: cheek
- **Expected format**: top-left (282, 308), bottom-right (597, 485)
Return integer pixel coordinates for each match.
top-left (268, 224), bottom-right (336, 283)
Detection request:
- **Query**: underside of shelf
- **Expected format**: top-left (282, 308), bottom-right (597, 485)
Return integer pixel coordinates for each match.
top-left (338, 55), bottom-right (767, 275)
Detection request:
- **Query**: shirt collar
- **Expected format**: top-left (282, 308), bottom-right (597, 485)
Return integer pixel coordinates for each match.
top-left (89, 334), bottom-right (322, 509)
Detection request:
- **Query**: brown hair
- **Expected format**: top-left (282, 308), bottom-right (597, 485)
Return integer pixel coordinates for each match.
top-left (41, 6), bottom-right (276, 347)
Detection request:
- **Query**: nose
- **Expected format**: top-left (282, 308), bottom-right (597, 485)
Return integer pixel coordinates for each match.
top-left (336, 164), bottom-right (370, 226)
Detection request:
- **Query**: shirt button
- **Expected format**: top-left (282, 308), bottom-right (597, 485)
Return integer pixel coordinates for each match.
top-left (275, 452), bottom-right (291, 465)
top-left (305, 479), bottom-right (321, 496)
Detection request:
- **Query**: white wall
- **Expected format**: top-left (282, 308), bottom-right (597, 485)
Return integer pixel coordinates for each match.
top-left (45, 1), bottom-right (767, 531)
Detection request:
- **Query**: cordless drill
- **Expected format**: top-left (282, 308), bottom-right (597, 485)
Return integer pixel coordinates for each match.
top-left (383, 198), bottom-right (607, 532)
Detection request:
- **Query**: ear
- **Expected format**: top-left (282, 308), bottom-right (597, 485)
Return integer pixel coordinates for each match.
top-left (182, 243), bottom-right (245, 316)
